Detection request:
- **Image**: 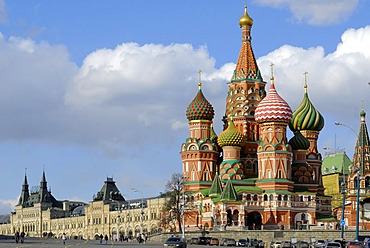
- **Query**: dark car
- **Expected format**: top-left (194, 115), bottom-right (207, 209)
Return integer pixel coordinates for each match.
top-left (164, 237), bottom-right (187, 248)
top-left (199, 237), bottom-right (208, 245)
top-left (237, 239), bottom-right (249, 247)
top-left (189, 237), bottom-right (199, 245)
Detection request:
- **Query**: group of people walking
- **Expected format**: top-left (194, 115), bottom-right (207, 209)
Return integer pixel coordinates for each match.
top-left (14, 231), bottom-right (25, 244)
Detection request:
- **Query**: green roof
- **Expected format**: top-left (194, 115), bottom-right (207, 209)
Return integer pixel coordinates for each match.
top-left (322, 151), bottom-right (351, 175)
top-left (220, 179), bottom-right (238, 201)
top-left (209, 174), bottom-right (223, 196)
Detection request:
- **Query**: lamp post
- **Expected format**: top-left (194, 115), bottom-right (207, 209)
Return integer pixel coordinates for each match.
top-left (131, 188), bottom-right (144, 236)
top-left (335, 121), bottom-right (360, 240)
top-left (340, 182), bottom-right (347, 239)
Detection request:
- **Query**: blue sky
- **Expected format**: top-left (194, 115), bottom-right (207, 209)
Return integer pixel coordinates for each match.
top-left (0, 0), bottom-right (369, 214)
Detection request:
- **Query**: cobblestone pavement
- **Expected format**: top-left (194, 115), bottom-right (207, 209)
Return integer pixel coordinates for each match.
top-left (0, 238), bottom-right (165, 247)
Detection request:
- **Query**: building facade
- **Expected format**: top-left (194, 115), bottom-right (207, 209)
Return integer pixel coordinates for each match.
top-left (338, 109), bottom-right (370, 230)
top-left (181, 5), bottom-right (333, 231)
top-left (0, 173), bottom-right (165, 239)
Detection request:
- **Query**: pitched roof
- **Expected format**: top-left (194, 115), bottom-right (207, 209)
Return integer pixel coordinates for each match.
top-left (209, 174), bottom-right (222, 197)
top-left (220, 179), bottom-right (238, 201)
top-left (93, 177), bottom-right (126, 203)
top-left (322, 151), bottom-right (351, 175)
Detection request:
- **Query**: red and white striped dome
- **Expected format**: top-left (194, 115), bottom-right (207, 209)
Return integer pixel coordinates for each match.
top-left (255, 83), bottom-right (292, 124)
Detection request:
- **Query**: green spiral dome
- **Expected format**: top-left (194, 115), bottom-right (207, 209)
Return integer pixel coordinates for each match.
top-left (289, 130), bottom-right (310, 150)
top-left (186, 88), bottom-right (214, 121)
top-left (289, 86), bottom-right (324, 132)
top-left (218, 119), bottom-right (246, 147)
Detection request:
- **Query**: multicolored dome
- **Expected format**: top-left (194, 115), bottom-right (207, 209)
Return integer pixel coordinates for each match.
top-left (289, 130), bottom-right (310, 150)
top-left (239, 6), bottom-right (253, 27)
top-left (218, 119), bottom-right (246, 147)
top-left (289, 84), bottom-right (324, 132)
top-left (255, 82), bottom-right (293, 124)
top-left (186, 83), bottom-right (215, 121)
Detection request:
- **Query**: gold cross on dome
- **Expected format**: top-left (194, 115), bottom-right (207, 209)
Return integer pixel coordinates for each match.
top-left (198, 69), bottom-right (202, 90)
top-left (270, 62), bottom-right (275, 82)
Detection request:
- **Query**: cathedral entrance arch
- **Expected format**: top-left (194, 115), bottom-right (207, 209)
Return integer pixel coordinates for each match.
top-left (294, 213), bottom-right (312, 230)
top-left (246, 211), bottom-right (262, 230)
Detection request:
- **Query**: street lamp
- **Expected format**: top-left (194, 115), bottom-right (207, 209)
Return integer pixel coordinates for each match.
top-left (131, 188), bottom-right (144, 236)
top-left (340, 182), bottom-right (347, 239)
top-left (335, 121), bottom-right (360, 240)
top-left (353, 166), bottom-right (361, 241)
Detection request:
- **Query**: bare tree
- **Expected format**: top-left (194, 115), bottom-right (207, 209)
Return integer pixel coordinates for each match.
top-left (161, 173), bottom-right (184, 233)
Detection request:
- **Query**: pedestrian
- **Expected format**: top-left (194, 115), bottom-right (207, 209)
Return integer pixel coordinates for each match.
top-left (20, 231), bottom-right (25, 243)
top-left (100, 234), bottom-right (103, 244)
top-left (15, 231), bottom-right (20, 244)
top-left (62, 233), bottom-right (66, 245)
top-left (104, 234), bottom-right (108, 244)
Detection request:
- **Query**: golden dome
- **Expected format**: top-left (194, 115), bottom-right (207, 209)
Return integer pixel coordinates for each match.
top-left (239, 6), bottom-right (253, 27)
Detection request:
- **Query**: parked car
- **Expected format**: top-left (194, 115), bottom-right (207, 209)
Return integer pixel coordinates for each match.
top-left (210, 238), bottom-right (220, 246)
top-left (347, 241), bottom-right (364, 248)
top-left (221, 238), bottom-right (236, 246)
top-left (189, 237), bottom-right (199, 245)
top-left (199, 237), bottom-right (207, 245)
top-left (237, 239), bottom-right (249, 247)
top-left (315, 240), bottom-right (326, 248)
top-left (164, 237), bottom-right (187, 248)
top-left (281, 241), bottom-right (292, 248)
top-left (324, 242), bottom-right (342, 248)
top-left (294, 241), bottom-right (310, 248)
top-left (270, 241), bottom-right (282, 248)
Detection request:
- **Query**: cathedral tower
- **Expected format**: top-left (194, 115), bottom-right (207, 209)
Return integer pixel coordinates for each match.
top-left (289, 77), bottom-right (325, 194)
top-left (223, 6), bottom-right (267, 178)
top-left (254, 65), bottom-right (293, 191)
top-left (181, 73), bottom-right (220, 192)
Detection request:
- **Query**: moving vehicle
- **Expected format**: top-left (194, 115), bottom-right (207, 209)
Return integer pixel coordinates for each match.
top-left (164, 237), bottom-right (187, 248)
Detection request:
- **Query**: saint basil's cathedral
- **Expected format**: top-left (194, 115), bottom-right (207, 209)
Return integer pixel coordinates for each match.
top-left (180, 6), bottom-right (332, 230)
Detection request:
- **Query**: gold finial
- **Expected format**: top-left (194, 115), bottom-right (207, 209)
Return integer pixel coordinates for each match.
top-left (239, 5), bottom-right (254, 27)
top-left (303, 71), bottom-right (308, 93)
top-left (270, 62), bottom-right (275, 84)
top-left (198, 69), bottom-right (202, 90)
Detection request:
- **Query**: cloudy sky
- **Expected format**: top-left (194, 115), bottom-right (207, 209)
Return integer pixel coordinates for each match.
top-left (0, 0), bottom-right (369, 214)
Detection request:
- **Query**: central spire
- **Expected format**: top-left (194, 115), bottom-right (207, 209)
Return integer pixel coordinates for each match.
top-left (232, 5), bottom-right (262, 81)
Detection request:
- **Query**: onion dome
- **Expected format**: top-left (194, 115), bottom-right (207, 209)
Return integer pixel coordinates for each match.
top-left (289, 130), bottom-right (310, 150)
top-left (218, 119), bottom-right (246, 147)
top-left (239, 6), bottom-right (253, 27)
top-left (255, 81), bottom-right (293, 124)
top-left (186, 82), bottom-right (214, 121)
top-left (289, 84), bottom-right (324, 132)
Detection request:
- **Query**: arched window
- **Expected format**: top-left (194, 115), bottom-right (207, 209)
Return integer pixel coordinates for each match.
top-left (269, 194), bottom-right (274, 201)
top-left (277, 195), bottom-right (282, 201)
top-left (366, 176), bottom-right (370, 188)
top-left (283, 195), bottom-right (288, 201)
top-left (246, 194), bottom-right (251, 201)
top-left (253, 194), bottom-right (258, 201)
top-left (263, 194), bottom-right (268, 201)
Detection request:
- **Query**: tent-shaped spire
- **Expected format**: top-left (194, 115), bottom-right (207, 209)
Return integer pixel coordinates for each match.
top-left (220, 179), bottom-right (238, 201)
top-left (209, 173), bottom-right (222, 197)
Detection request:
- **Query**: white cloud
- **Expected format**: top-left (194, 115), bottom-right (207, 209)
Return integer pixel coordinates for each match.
top-left (257, 28), bottom-right (370, 114)
top-left (254, 0), bottom-right (359, 25)
top-left (0, 199), bottom-right (16, 215)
